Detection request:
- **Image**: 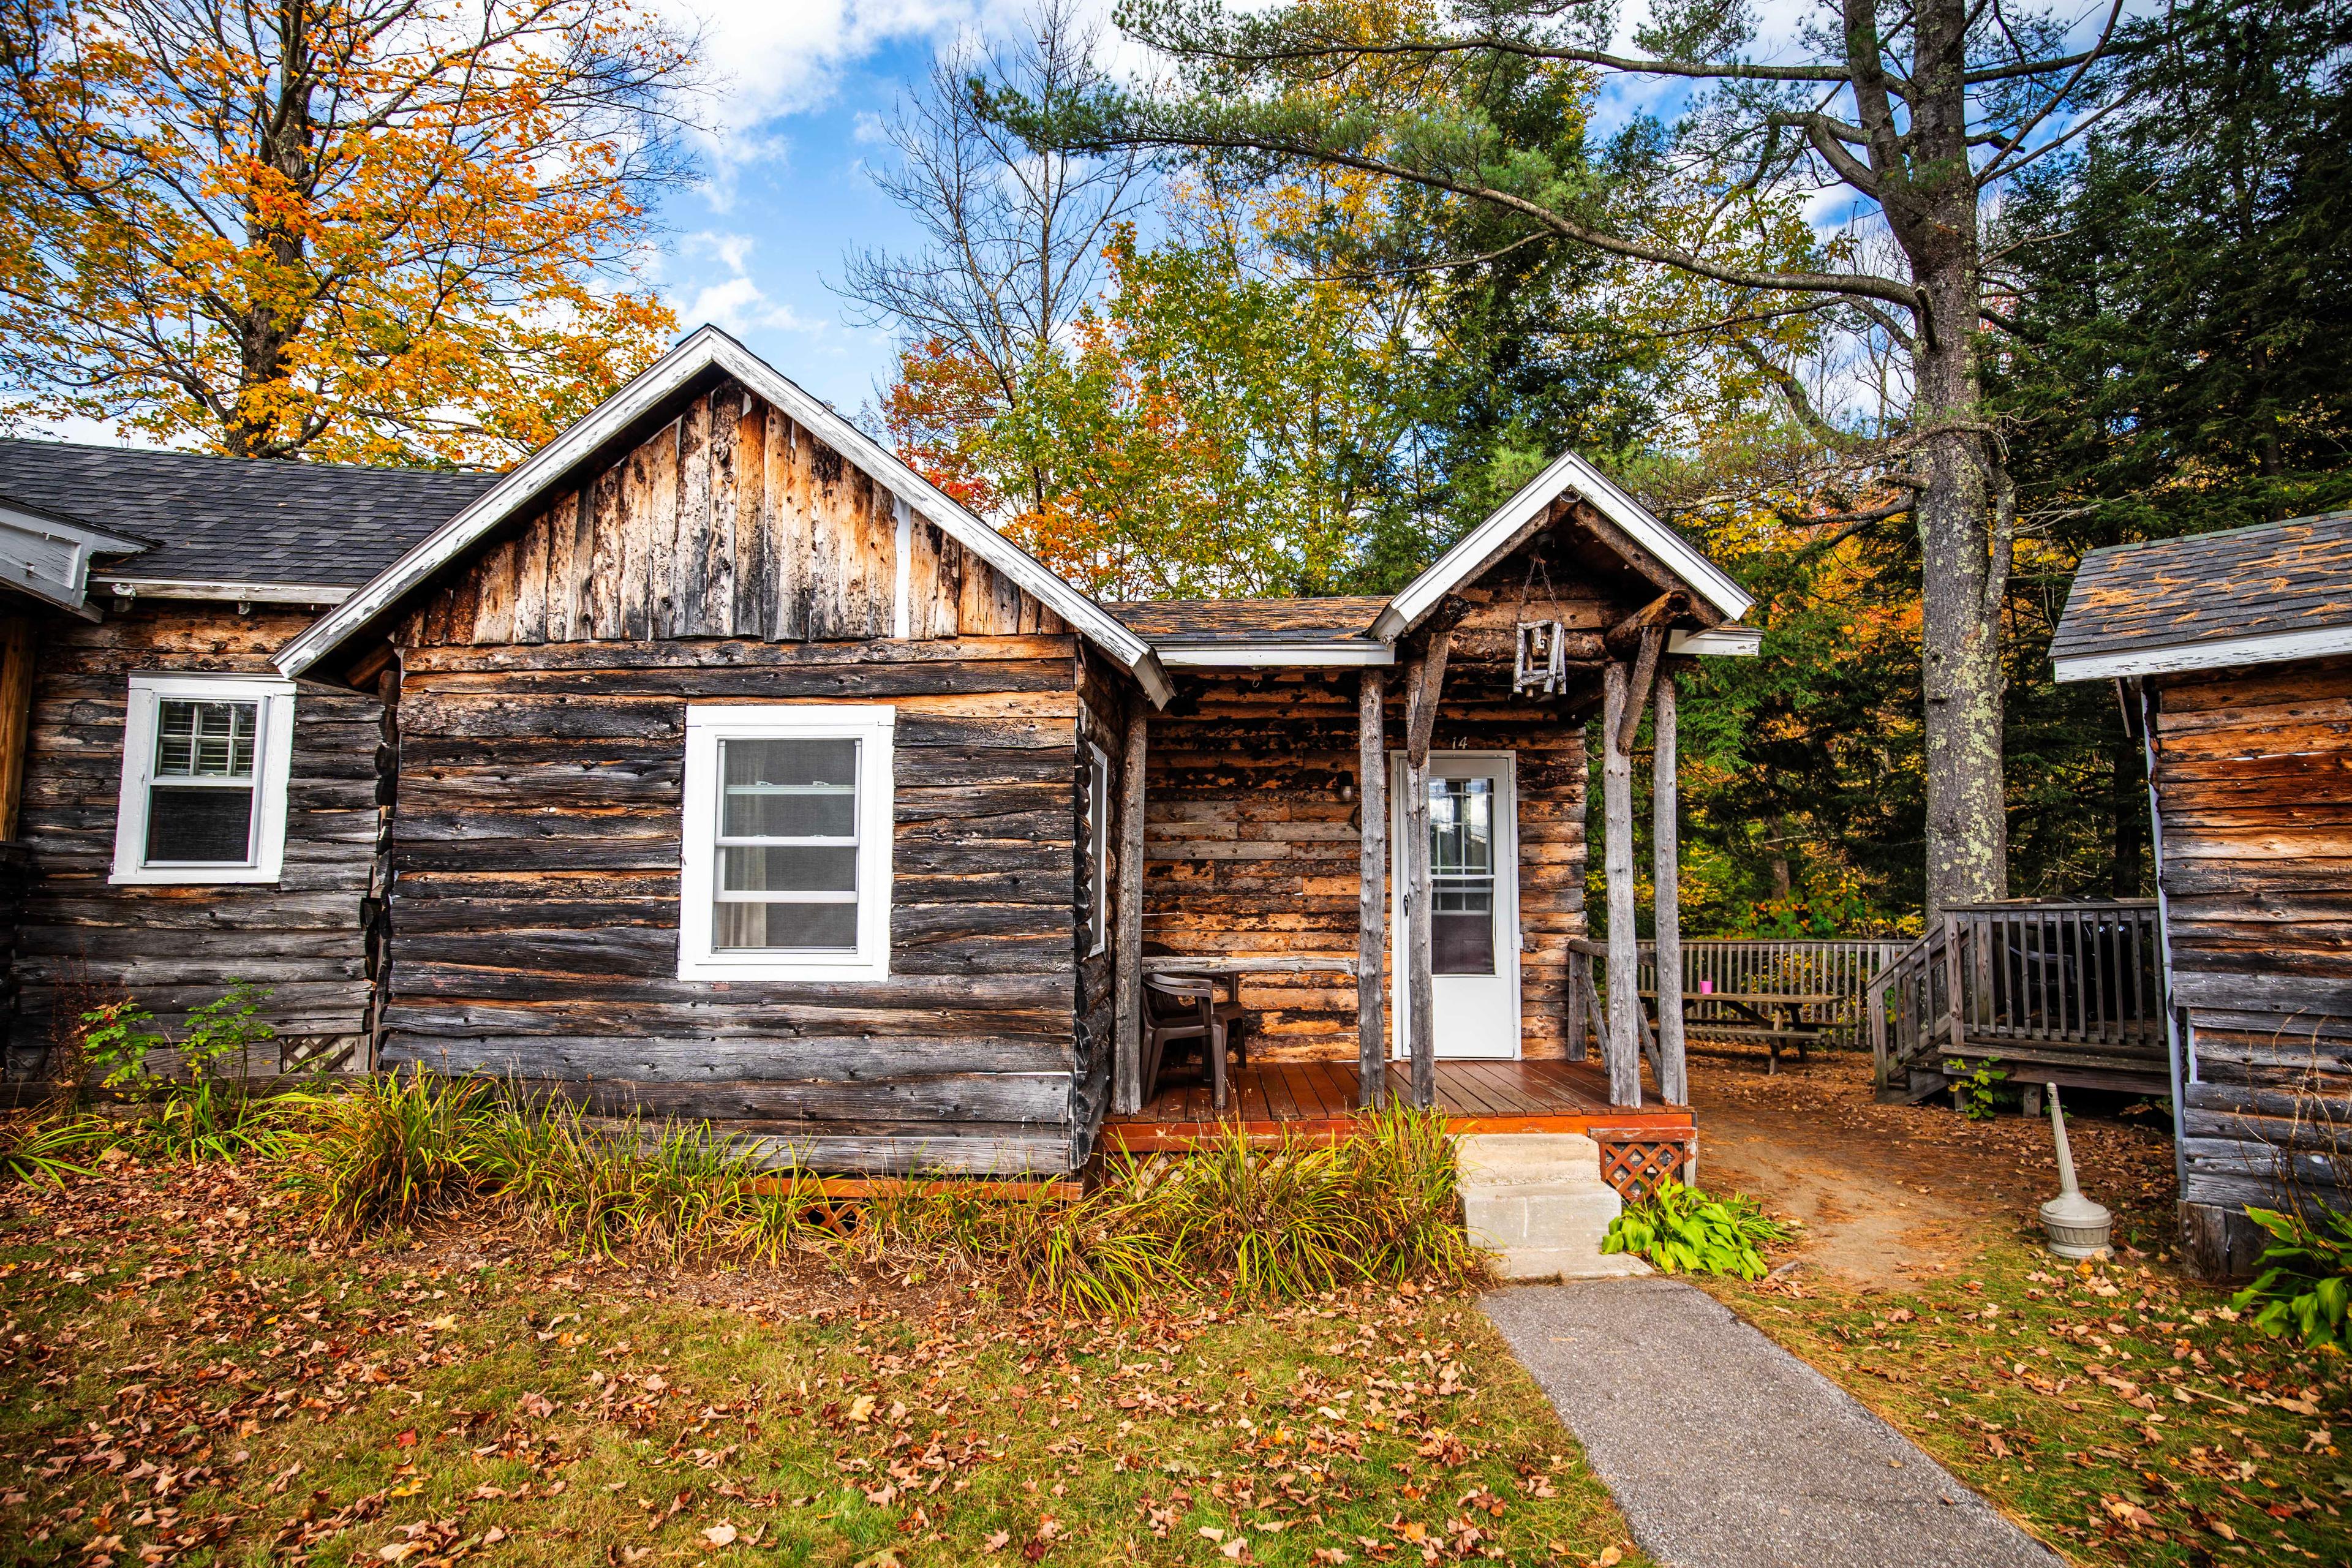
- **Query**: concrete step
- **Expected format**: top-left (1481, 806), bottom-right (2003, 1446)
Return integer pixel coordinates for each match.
top-left (1457, 1133), bottom-right (1650, 1283)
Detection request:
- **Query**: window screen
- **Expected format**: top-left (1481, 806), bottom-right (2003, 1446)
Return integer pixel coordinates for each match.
top-left (145, 698), bottom-right (258, 864)
top-left (711, 736), bottom-right (861, 951)
top-left (1428, 775), bottom-right (1496, 975)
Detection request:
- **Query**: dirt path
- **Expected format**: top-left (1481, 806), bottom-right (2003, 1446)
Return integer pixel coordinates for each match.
top-left (1688, 1057), bottom-right (2176, 1289)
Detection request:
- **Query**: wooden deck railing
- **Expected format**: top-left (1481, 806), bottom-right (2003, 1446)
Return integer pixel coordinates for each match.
top-left (1567, 935), bottom-right (1910, 1066)
top-left (1871, 900), bottom-right (2171, 1098)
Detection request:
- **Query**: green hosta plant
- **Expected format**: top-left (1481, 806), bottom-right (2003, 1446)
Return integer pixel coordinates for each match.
top-left (1603, 1181), bottom-right (1788, 1280)
top-left (2233, 1205), bottom-right (2352, 1351)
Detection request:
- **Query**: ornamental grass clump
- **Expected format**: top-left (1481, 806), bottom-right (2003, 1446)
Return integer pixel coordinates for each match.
top-left (0, 1114), bottom-right (107, 1188)
top-left (1602, 1180), bottom-right (1787, 1280)
top-left (287, 1067), bottom-right (496, 1236)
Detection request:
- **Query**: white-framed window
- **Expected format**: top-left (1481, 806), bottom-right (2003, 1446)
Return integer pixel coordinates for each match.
top-left (110, 673), bottom-right (296, 885)
top-left (1085, 741), bottom-right (1110, 957)
top-left (677, 704), bottom-right (895, 981)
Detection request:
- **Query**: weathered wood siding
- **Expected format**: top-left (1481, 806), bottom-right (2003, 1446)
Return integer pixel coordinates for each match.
top-left (1142, 666), bottom-right (1588, 1060)
top-left (7, 604), bottom-right (377, 1076)
top-left (2152, 656), bottom-right (2352, 1246)
top-left (395, 382), bottom-right (1066, 651)
top-left (376, 383), bottom-right (1094, 1174)
top-left (1071, 647), bottom-right (1129, 1156)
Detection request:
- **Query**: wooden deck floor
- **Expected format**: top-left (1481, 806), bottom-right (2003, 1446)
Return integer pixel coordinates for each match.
top-left (1101, 1058), bottom-right (1695, 1151)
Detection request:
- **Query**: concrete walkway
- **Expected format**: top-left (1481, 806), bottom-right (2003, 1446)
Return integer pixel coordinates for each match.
top-left (1484, 1278), bottom-right (2060, 1568)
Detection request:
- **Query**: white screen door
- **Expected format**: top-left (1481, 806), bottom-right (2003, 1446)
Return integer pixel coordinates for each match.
top-left (1392, 751), bottom-right (1521, 1060)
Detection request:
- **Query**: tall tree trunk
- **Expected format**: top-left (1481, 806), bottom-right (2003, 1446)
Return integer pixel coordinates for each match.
top-left (1868, 0), bottom-right (2010, 915)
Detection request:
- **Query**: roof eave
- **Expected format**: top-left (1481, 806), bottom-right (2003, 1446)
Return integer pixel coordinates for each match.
top-left (1155, 640), bottom-right (1395, 668)
top-left (1373, 450), bottom-right (1754, 643)
top-left (2053, 623), bottom-right (2352, 683)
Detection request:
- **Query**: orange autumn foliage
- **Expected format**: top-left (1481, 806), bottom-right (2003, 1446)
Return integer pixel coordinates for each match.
top-left (0, 0), bottom-right (695, 465)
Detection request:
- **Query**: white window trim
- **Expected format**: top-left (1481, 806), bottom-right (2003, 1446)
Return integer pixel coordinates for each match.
top-left (677, 704), bottom-right (895, 982)
top-left (110, 673), bottom-right (296, 886)
top-left (1086, 741), bottom-right (1110, 957)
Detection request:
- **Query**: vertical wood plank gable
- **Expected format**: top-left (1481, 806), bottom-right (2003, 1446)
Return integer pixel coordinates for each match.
top-left (674, 395), bottom-right (710, 638)
top-left (587, 466), bottom-right (624, 639)
top-left (705, 384), bottom-right (741, 638)
top-left (545, 489), bottom-right (581, 643)
top-left (511, 511), bottom-right (551, 646)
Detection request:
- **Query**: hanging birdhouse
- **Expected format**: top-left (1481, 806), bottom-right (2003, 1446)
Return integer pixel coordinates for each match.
top-left (1513, 620), bottom-right (1569, 695)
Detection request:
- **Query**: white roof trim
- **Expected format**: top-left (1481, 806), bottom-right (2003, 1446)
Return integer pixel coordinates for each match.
top-left (1156, 640), bottom-right (1395, 668)
top-left (0, 500), bottom-right (148, 612)
top-left (2053, 624), bottom-right (2352, 683)
top-left (1667, 626), bottom-right (1763, 657)
top-left (275, 325), bottom-right (1174, 707)
top-left (1370, 450), bottom-right (1753, 641)
top-left (106, 578), bottom-right (354, 605)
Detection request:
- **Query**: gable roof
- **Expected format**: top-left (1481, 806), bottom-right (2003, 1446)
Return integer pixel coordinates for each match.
top-left (1371, 450), bottom-right (1754, 641)
top-left (0, 437), bottom-right (494, 595)
top-left (1107, 597), bottom-right (1393, 666)
top-left (276, 326), bottom-right (1172, 704)
top-left (2051, 510), bottom-right (2352, 682)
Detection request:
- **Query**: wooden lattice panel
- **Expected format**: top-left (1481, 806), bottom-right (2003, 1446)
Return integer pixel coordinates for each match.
top-left (1598, 1135), bottom-right (1691, 1202)
top-left (279, 1035), bottom-right (358, 1074)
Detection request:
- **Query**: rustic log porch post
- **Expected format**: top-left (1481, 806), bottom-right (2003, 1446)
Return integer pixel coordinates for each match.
top-left (1601, 660), bottom-right (1642, 1106)
top-left (1653, 669), bottom-right (1687, 1105)
top-left (1402, 630), bottom-right (1450, 1109)
top-left (1110, 693), bottom-right (1150, 1115)
top-left (1356, 666), bottom-right (1387, 1107)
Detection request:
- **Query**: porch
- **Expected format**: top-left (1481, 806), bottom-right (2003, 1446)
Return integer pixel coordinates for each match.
top-left (1103, 1058), bottom-right (1695, 1148)
top-left (1101, 1058), bottom-right (1700, 1201)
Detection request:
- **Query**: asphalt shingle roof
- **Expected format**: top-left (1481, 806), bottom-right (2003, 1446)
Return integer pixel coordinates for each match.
top-left (1106, 596), bottom-right (1391, 644)
top-left (2051, 510), bottom-right (2352, 668)
top-left (0, 439), bottom-right (498, 587)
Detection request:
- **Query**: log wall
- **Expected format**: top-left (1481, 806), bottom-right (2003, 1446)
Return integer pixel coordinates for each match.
top-left (7, 603), bottom-right (378, 1076)
top-left (375, 382), bottom-right (1094, 1174)
top-left (2151, 656), bottom-right (2352, 1264)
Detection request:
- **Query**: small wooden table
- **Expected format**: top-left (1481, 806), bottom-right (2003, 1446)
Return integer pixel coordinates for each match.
top-left (1642, 990), bottom-right (1842, 1073)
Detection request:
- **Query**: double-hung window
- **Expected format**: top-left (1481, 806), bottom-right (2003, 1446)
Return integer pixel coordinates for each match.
top-left (110, 673), bottom-right (296, 884)
top-left (677, 705), bottom-right (894, 981)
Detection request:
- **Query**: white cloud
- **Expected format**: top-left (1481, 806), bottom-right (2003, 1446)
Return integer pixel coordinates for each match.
top-left (676, 233), bottom-right (828, 334)
top-left (658, 0), bottom-right (1054, 170)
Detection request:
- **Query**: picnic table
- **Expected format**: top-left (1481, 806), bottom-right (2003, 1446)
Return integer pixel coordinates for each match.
top-left (1640, 989), bottom-right (1843, 1074)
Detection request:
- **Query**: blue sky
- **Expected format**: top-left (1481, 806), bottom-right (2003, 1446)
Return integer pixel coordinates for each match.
top-left (642, 1), bottom-right (1049, 421)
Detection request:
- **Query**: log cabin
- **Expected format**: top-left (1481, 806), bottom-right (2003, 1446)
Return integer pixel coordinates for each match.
top-left (0, 326), bottom-right (1759, 1182)
top-left (2053, 510), bottom-right (2352, 1276)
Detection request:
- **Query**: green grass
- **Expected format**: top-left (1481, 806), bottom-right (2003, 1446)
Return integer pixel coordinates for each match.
top-left (0, 1153), bottom-right (1646, 1567)
top-left (1698, 1235), bottom-right (2352, 1564)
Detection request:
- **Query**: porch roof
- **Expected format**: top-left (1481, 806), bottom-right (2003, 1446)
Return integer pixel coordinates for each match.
top-left (1106, 595), bottom-right (1393, 665)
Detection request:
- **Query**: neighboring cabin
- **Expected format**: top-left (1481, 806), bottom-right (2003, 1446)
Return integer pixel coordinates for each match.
top-left (2054, 511), bottom-right (2352, 1276)
top-left (0, 326), bottom-right (1757, 1175)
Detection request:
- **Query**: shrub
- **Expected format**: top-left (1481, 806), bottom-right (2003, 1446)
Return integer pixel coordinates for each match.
top-left (79, 982), bottom-right (290, 1162)
top-left (1603, 1181), bottom-right (1787, 1279)
top-left (2233, 1205), bottom-right (2352, 1350)
top-left (1944, 1057), bottom-right (2009, 1120)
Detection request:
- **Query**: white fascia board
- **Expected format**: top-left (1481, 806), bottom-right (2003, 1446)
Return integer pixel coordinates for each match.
top-left (1156, 641), bottom-right (1396, 668)
top-left (105, 578), bottom-right (354, 605)
top-left (276, 325), bottom-right (1174, 707)
top-left (1371, 450), bottom-right (1754, 642)
top-left (0, 501), bottom-right (149, 611)
top-left (2052, 624), bottom-right (2352, 683)
top-left (1667, 626), bottom-right (1763, 657)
